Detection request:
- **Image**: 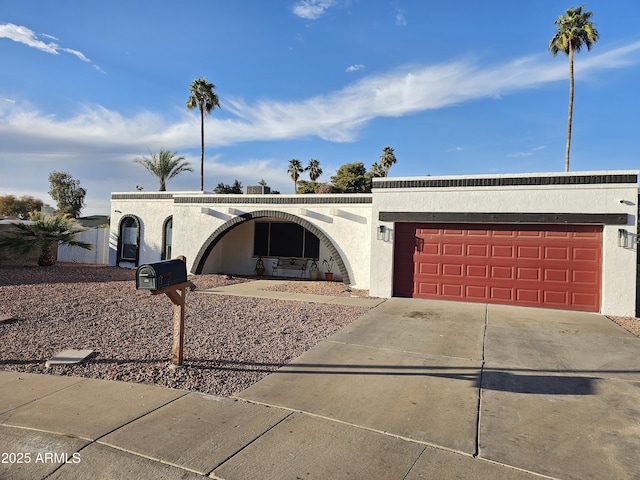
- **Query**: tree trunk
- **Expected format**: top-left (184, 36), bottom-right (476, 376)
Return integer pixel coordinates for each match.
top-left (38, 243), bottom-right (55, 267)
top-left (565, 44), bottom-right (574, 172)
top-left (200, 106), bottom-right (205, 191)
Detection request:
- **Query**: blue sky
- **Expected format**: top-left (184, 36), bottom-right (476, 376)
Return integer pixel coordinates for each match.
top-left (1, 0), bottom-right (639, 215)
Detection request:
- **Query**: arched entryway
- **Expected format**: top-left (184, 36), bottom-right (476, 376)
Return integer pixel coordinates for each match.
top-left (192, 210), bottom-right (351, 284)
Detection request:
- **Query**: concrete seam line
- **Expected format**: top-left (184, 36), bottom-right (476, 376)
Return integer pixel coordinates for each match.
top-left (230, 396), bottom-right (474, 456)
top-left (205, 411), bottom-right (294, 477)
top-left (473, 303), bottom-right (488, 458)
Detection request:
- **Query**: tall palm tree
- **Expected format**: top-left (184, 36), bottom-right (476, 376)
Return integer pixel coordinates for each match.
top-left (133, 148), bottom-right (193, 191)
top-left (186, 77), bottom-right (220, 191)
top-left (305, 158), bottom-right (323, 181)
top-left (379, 146), bottom-right (397, 176)
top-left (288, 159), bottom-right (304, 194)
top-left (549, 5), bottom-right (599, 172)
top-left (0, 212), bottom-right (91, 266)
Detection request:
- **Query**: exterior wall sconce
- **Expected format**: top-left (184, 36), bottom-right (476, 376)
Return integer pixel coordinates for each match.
top-left (377, 225), bottom-right (386, 240)
top-left (618, 228), bottom-right (629, 248)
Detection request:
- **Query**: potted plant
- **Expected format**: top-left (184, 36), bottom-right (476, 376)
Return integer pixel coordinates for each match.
top-left (254, 256), bottom-right (265, 276)
top-left (309, 259), bottom-right (320, 281)
top-left (322, 256), bottom-right (334, 281)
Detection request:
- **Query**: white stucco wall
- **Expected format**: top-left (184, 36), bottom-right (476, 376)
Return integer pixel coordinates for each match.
top-left (110, 171), bottom-right (638, 316)
top-left (370, 171), bottom-right (638, 316)
top-left (110, 193), bottom-right (373, 288)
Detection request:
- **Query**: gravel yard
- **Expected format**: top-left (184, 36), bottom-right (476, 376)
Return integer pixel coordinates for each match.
top-left (2, 262), bottom-right (638, 397)
top-left (0, 263), bottom-right (371, 396)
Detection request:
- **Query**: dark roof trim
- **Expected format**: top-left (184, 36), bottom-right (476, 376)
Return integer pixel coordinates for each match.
top-left (373, 174), bottom-right (638, 190)
top-left (379, 212), bottom-right (628, 225)
top-left (112, 193), bottom-right (175, 200)
top-left (111, 193), bottom-right (372, 204)
top-left (174, 196), bottom-right (372, 205)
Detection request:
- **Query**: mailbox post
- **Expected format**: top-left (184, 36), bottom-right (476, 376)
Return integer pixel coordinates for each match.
top-left (136, 256), bottom-right (194, 367)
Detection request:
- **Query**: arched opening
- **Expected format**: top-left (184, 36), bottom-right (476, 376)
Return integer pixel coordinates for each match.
top-left (192, 210), bottom-right (351, 284)
top-left (117, 215), bottom-right (140, 266)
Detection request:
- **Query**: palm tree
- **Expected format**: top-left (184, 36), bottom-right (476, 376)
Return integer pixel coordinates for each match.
top-left (549, 6), bottom-right (599, 172)
top-left (305, 158), bottom-right (323, 181)
top-left (288, 159), bottom-right (304, 194)
top-left (0, 212), bottom-right (91, 266)
top-left (186, 77), bottom-right (220, 191)
top-left (379, 146), bottom-right (397, 176)
top-left (370, 161), bottom-right (386, 178)
top-left (133, 148), bottom-right (193, 191)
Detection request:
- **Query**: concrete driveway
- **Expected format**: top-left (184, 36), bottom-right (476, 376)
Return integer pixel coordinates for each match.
top-left (237, 298), bottom-right (640, 480)
top-left (1, 297), bottom-right (639, 479)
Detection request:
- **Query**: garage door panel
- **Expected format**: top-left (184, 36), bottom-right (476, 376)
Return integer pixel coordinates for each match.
top-left (466, 265), bottom-right (487, 277)
top-left (393, 223), bottom-right (602, 312)
top-left (467, 244), bottom-right (488, 256)
top-left (441, 283), bottom-right (463, 297)
top-left (544, 269), bottom-right (568, 282)
top-left (516, 289), bottom-right (539, 303)
top-left (573, 270), bottom-right (598, 284)
top-left (442, 243), bottom-right (463, 256)
top-left (545, 246), bottom-right (569, 260)
top-left (517, 267), bottom-right (540, 281)
top-left (490, 287), bottom-right (513, 301)
top-left (466, 285), bottom-right (487, 298)
top-left (442, 264), bottom-right (463, 276)
top-left (517, 246), bottom-right (541, 259)
top-left (492, 245), bottom-right (514, 258)
top-left (573, 247), bottom-right (599, 262)
top-left (490, 266), bottom-right (513, 279)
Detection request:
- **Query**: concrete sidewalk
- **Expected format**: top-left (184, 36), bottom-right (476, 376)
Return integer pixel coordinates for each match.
top-left (1, 298), bottom-right (639, 479)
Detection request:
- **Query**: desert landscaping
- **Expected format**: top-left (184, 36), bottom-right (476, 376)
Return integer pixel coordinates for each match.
top-left (1, 262), bottom-right (639, 398)
top-left (0, 263), bottom-right (371, 396)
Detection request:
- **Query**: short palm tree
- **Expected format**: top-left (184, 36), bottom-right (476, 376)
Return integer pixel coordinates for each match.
top-left (133, 148), bottom-right (193, 191)
top-left (186, 77), bottom-right (220, 191)
top-left (305, 158), bottom-right (323, 182)
top-left (379, 146), bottom-right (397, 176)
top-left (549, 5), bottom-right (599, 172)
top-left (288, 158), bottom-right (304, 194)
top-left (0, 212), bottom-right (91, 266)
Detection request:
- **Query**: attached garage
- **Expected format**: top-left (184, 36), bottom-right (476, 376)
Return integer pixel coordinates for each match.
top-left (393, 223), bottom-right (602, 312)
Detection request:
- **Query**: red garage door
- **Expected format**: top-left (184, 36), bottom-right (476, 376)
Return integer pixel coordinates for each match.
top-left (393, 223), bottom-right (602, 312)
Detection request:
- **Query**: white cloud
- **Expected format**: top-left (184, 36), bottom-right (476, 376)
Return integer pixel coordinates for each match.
top-left (0, 22), bottom-right (104, 72)
top-left (508, 146), bottom-right (545, 158)
top-left (395, 8), bottom-right (407, 26)
top-left (346, 64), bottom-right (365, 72)
top-left (292, 0), bottom-right (337, 19)
top-left (1, 41), bottom-right (638, 213)
top-left (1, 43), bottom-right (638, 156)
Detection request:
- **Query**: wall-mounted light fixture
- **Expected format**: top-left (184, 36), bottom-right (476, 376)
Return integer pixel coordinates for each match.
top-left (618, 228), bottom-right (629, 248)
top-left (377, 225), bottom-right (386, 240)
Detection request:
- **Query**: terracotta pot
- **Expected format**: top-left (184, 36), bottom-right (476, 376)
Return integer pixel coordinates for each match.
top-left (325, 272), bottom-right (334, 281)
top-left (256, 268), bottom-right (265, 276)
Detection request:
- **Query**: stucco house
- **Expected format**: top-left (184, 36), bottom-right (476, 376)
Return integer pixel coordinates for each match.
top-left (110, 170), bottom-right (639, 317)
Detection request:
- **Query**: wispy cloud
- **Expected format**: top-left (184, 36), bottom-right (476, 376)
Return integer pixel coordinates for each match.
top-left (292, 0), bottom-right (337, 19)
top-left (395, 8), bottom-right (407, 26)
top-left (346, 64), bottom-right (365, 72)
top-left (0, 22), bottom-right (104, 73)
top-left (508, 146), bottom-right (545, 158)
top-left (1, 43), bottom-right (639, 151)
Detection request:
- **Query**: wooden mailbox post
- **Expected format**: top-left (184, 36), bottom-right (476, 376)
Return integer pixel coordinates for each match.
top-left (137, 256), bottom-right (195, 367)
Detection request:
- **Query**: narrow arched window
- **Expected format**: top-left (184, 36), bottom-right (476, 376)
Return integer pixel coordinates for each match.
top-left (118, 216), bottom-right (140, 265)
top-left (162, 216), bottom-right (173, 260)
